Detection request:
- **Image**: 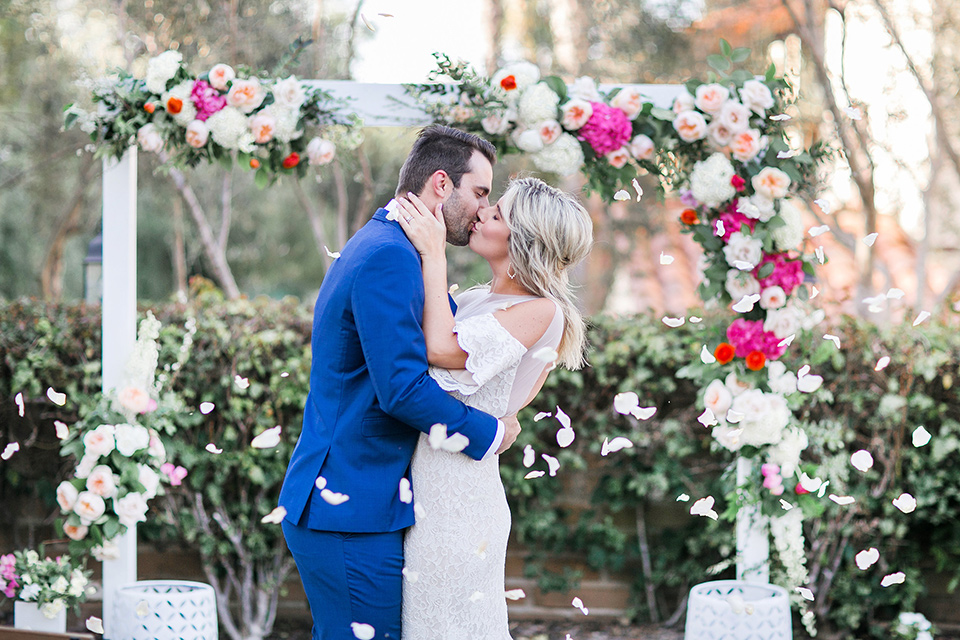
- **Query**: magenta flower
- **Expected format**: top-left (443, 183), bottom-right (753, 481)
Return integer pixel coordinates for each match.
top-left (718, 201), bottom-right (757, 242)
top-left (3, 579), bottom-right (18, 598)
top-left (577, 101), bottom-right (633, 156)
top-left (755, 253), bottom-right (805, 294)
top-left (727, 318), bottom-right (786, 359)
top-left (191, 80), bottom-right (227, 122)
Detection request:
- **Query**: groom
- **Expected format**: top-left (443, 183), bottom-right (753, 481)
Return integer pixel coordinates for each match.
top-left (279, 125), bottom-right (520, 640)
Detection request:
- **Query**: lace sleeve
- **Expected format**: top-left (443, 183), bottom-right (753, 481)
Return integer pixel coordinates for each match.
top-left (429, 313), bottom-right (527, 396)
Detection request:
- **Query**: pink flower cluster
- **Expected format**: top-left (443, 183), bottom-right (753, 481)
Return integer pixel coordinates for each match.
top-left (161, 463), bottom-right (188, 486)
top-left (191, 80), bottom-right (227, 122)
top-left (755, 253), bottom-right (805, 294)
top-left (1, 554), bottom-right (18, 598)
top-left (761, 463), bottom-right (784, 495)
top-left (727, 318), bottom-right (786, 359)
top-left (577, 102), bottom-right (633, 156)
top-left (718, 200), bottom-right (757, 242)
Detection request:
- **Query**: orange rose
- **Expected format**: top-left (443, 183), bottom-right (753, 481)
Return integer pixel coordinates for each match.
top-left (144, 103), bottom-right (156, 114)
top-left (714, 342), bottom-right (735, 365)
top-left (166, 96), bottom-right (183, 114)
top-left (249, 158), bottom-right (261, 169)
top-left (282, 152), bottom-right (300, 169)
top-left (680, 209), bottom-right (699, 225)
top-left (500, 75), bottom-right (517, 91)
top-left (746, 350), bottom-right (766, 371)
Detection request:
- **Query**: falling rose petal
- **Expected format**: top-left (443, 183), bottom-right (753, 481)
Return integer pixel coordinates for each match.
top-left (469, 591), bottom-right (485, 603)
top-left (280, 371), bottom-right (289, 378)
top-left (205, 443), bottom-right (223, 454)
top-left (737, 200), bottom-right (761, 218)
top-left (234, 375), bottom-right (250, 389)
top-left (850, 449), bottom-right (874, 472)
top-left (377, 12), bottom-right (394, 18)
top-left (677, 493), bottom-right (690, 502)
top-left (556, 427), bottom-right (575, 448)
top-left (46, 387), bottom-right (67, 406)
top-left (662, 316), bottom-right (685, 328)
top-left (15, 392), bottom-right (24, 417)
top-left (875, 356), bottom-right (890, 371)
top-left (777, 150), bottom-right (795, 159)
top-left (881, 572), bottom-right (906, 587)
top-left (1, 442), bottom-right (19, 460)
top-left (690, 316), bottom-right (703, 323)
top-left (359, 12), bottom-right (375, 31)
top-left (324, 245), bottom-right (341, 259)
top-left (725, 410), bottom-right (744, 424)
top-left (321, 489), bottom-right (350, 505)
top-left (778, 334), bottom-right (796, 348)
top-left (633, 406), bottom-right (656, 420)
top-left (809, 225), bottom-right (830, 237)
top-left (829, 494), bottom-right (856, 506)
top-left (770, 113), bottom-right (792, 121)
top-left (260, 506), bottom-right (287, 524)
top-left (844, 106), bottom-right (863, 120)
top-left (448, 283), bottom-right (459, 294)
top-left (440, 433), bottom-right (469, 453)
top-left (428, 423), bottom-right (448, 449)
top-left (660, 252), bottom-right (674, 265)
top-left (733, 260), bottom-right (755, 271)
top-left (811, 286), bottom-right (820, 299)
top-left (522, 445), bottom-right (535, 468)
top-left (732, 294), bottom-right (761, 313)
top-left (601, 436), bottom-right (634, 456)
top-left (856, 548), bottom-right (879, 570)
top-left (798, 365), bottom-right (811, 377)
top-left (402, 567), bottom-right (419, 582)
top-left (533, 347), bottom-right (559, 364)
top-left (886, 288), bottom-right (905, 300)
top-left (813, 198), bottom-right (831, 214)
top-left (799, 473), bottom-right (823, 493)
top-left (817, 480), bottom-right (830, 498)
top-left (542, 453), bottom-right (560, 476)
top-left (614, 392), bottom-right (640, 415)
top-left (912, 426), bottom-right (931, 447)
top-left (315, 476), bottom-right (327, 490)
top-left (86, 617), bottom-right (104, 634)
top-left (632, 178), bottom-right (644, 201)
top-left (815, 246), bottom-right (825, 264)
top-left (892, 492), bottom-right (917, 514)
top-left (555, 406), bottom-right (571, 429)
top-left (251, 425), bottom-right (282, 449)
top-left (796, 587), bottom-right (815, 601)
top-left (399, 477), bottom-right (413, 503)
top-left (572, 597), bottom-right (589, 615)
top-left (55, 421), bottom-right (69, 440)
top-left (823, 334), bottom-right (841, 349)
top-left (200, 402), bottom-right (216, 415)
top-left (701, 345), bottom-right (717, 364)
top-left (698, 408), bottom-right (718, 427)
top-left (351, 622), bottom-right (376, 640)
top-left (136, 600), bottom-right (150, 617)
top-left (863, 232), bottom-right (878, 246)
top-left (913, 311), bottom-right (931, 326)
top-left (715, 220), bottom-right (725, 237)
top-left (505, 588), bottom-right (526, 600)
top-left (690, 496), bottom-right (719, 520)
top-left (534, 411), bottom-right (552, 422)
top-left (524, 470), bottom-right (546, 480)
top-left (797, 373), bottom-right (822, 394)
top-left (780, 500), bottom-right (794, 510)
top-left (613, 189), bottom-right (630, 201)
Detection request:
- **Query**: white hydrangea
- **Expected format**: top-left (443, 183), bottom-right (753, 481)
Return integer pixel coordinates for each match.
top-left (517, 82), bottom-right (561, 126)
top-left (766, 426), bottom-right (808, 477)
top-left (531, 132), bottom-right (584, 176)
top-left (767, 360), bottom-right (798, 395)
top-left (722, 231), bottom-right (763, 268)
top-left (261, 104), bottom-right (303, 143)
top-left (712, 424), bottom-right (743, 451)
top-left (206, 106), bottom-right (249, 150)
top-left (690, 153), bottom-right (737, 207)
top-left (725, 269), bottom-right (761, 300)
top-left (773, 199), bottom-right (804, 251)
top-left (739, 79), bottom-right (775, 117)
top-left (513, 128), bottom-right (544, 153)
top-left (145, 50), bottom-right (183, 94)
top-left (162, 80), bottom-right (197, 127)
top-left (491, 61), bottom-right (541, 101)
top-left (731, 389), bottom-right (791, 447)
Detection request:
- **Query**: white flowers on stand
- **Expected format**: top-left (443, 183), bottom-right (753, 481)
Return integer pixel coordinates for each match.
top-left (690, 153), bottom-right (737, 207)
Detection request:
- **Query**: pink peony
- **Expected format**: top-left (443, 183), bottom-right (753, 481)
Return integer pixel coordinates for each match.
top-left (755, 253), bottom-right (805, 294)
top-left (191, 80), bottom-right (227, 122)
top-left (577, 101), bottom-right (633, 156)
top-left (718, 200), bottom-right (757, 242)
top-left (726, 318), bottom-right (786, 359)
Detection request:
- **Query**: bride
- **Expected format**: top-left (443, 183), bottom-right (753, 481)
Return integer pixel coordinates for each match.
top-left (395, 176), bottom-right (593, 639)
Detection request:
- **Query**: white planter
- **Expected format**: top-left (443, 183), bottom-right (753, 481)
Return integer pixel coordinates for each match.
top-left (684, 580), bottom-right (792, 640)
top-left (111, 580), bottom-right (218, 640)
top-left (14, 600), bottom-right (68, 633)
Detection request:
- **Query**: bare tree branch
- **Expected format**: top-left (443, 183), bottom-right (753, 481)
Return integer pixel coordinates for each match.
top-left (40, 161), bottom-right (97, 301)
top-left (218, 170), bottom-right (233, 254)
top-left (332, 159), bottom-right (350, 249)
top-left (291, 178), bottom-right (335, 269)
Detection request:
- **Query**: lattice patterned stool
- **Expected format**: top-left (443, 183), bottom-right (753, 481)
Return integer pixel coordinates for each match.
top-left (684, 580), bottom-right (792, 640)
top-left (111, 580), bottom-right (218, 640)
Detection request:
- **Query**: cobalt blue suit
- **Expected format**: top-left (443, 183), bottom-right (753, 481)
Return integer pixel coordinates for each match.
top-left (279, 206), bottom-right (499, 640)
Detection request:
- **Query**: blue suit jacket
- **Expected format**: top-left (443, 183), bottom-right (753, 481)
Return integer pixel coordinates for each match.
top-left (279, 207), bottom-right (498, 533)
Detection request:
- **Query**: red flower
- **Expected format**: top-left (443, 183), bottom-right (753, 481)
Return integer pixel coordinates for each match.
top-left (745, 350), bottom-right (766, 371)
top-left (249, 158), bottom-right (261, 169)
top-left (500, 75), bottom-right (517, 91)
top-left (680, 208), bottom-right (699, 225)
top-left (731, 174), bottom-right (746, 191)
top-left (282, 153), bottom-right (300, 169)
top-left (144, 103), bottom-right (156, 114)
top-left (166, 96), bottom-right (183, 114)
top-left (795, 482), bottom-right (810, 495)
top-left (714, 343), bottom-right (736, 365)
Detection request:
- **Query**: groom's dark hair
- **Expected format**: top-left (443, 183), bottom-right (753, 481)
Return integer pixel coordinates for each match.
top-left (395, 125), bottom-right (496, 197)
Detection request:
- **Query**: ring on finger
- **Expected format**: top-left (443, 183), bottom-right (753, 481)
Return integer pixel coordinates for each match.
top-left (404, 216), bottom-right (413, 222)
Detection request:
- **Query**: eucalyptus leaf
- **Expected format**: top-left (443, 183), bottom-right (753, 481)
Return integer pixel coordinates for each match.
top-left (707, 55), bottom-right (731, 72)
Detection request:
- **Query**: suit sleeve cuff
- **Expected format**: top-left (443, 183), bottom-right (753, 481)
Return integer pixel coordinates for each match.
top-left (482, 419), bottom-right (505, 459)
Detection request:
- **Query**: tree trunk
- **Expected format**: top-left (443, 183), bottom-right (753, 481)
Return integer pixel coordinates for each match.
top-left (40, 161), bottom-right (96, 301)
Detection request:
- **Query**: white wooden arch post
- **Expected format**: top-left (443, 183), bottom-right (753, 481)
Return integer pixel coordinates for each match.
top-left (99, 80), bottom-right (771, 638)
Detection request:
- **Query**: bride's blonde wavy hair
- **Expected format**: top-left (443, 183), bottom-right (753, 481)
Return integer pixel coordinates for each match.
top-left (499, 177), bottom-right (594, 370)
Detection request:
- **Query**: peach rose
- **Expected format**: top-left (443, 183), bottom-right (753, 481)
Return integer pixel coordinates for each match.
top-left (249, 112), bottom-right (276, 144)
top-left (673, 110), bottom-right (707, 142)
top-left (83, 424), bottom-right (115, 459)
top-left (672, 91), bottom-right (696, 114)
top-left (185, 120), bottom-right (209, 148)
top-left (707, 120), bottom-right (734, 148)
top-left (306, 137), bottom-right (336, 166)
top-left (538, 120), bottom-right (562, 145)
top-left (86, 465), bottom-right (119, 499)
top-left (695, 83), bottom-right (730, 114)
top-left (703, 379), bottom-right (733, 417)
top-left (73, 491), bottom-right (106, 525)
top-left (605, 147), bottom-right (630, 168)
top-left (57, 481), bottom-right (79, 512)
top-left (611, 86), bottom-right (644, 120)
top-left (62, 522), bottom-right (89, 541)
top-left (752, 166), bottom-right (792, 199)
top-left (560, 99), bottom-right (593, 130)
top-left (226, 78), bottom-right (265, 113)
top-left (717, 100), bottom-right (751, 134)
top-left (208, 64), bottom-right (236, 91)
top-left (628, 134), bottom-right (654, 160)
top-left (730, 129), bottom-right (764, 162)
top-left (118, 386), bottom-right (151, 414)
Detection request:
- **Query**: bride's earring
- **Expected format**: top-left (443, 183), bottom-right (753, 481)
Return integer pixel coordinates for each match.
top-left (507, 264), bottom-right (517, 279)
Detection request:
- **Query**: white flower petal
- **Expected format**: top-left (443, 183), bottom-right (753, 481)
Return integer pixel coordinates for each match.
top-left (677, 493), bottom-right (690, 502)
top-left (912, 426), bottom-right (931, 447)
top-left (811, 286), bottom-right (820, 299)
top-left (844, 106), bottom-right (863, 120)
top-left (881, 572), bottom-right (906, 587)
top-left (613, 189), bottom-right (630, 201)
top-left (850, 449), bottom-right (874, 472)
top-left (136, 600), bottom-right (150, 617)
top-left (205, 443), bottom-right (223, 454)
top-left (556, 427), bottom-right (575, 448)
top-left (690, 496), bottom-right (719, 520)
top-left (770, 113), bottom-right (792, 121)
top-left (715, 220), bottom-right (725, 237)
top-left (351, 622), bottom-right (376, 640)
top-left (86, 617), bottom-right (104, 634)
top-left (732, 294), bottom-right (761, 313)
top-left (690, 316), bottom-right (703, 323)
top-left (572, 596), bottom-right (589, 615)
top-left (632, 178), bottom-right (644, 201)
top-left (700, 345), bottom-right (717, 364)
top-left (324, 245), bottom-right (341, 259)
top-left (778, 334), bottom-right (796, 348)
top-left (863, 232), bottom-right (878, 246)
top-left (448, 284), bottom-right (459, 294)
top-left (725, 410), bottom-right (744, 424)
top-left (856, 547), bottom-right (879, 570)
top-left (428, 423), bottom-right (448, 449)
top-left (613, 392), bottom-right (640, 415)
top-left (534, 411), bottom-right (552, 422)
top-left (632, 406), bottom-right (656, 420)
top-left (1, 442), bottom-right (19, 460)
top-left (733, 260), bottom-right (755, 271)
top-left (796, 587), bottom-right (815, 601)
top-left (601, 436), bottom-right (633, 457)
top-left (813, 198), bottom-right (831, 214)
top-left (234, 375), bottom-right (250, 389)
top-left (47, 387), bottom-right (67, 406)
top-left (200, 402), bottom-right (216, 415)
top-left (555, 406), bottom-right (571, 429)
top-left (815, 246), bottom-right (825, 264)
top-left (251, 425), bottom-right (282, 448)
top-left (662, 316), bottom-right (685, 328)
top-left (542, 453), bottom-right (560, 476)
top-left (399, 477), bottom-right (413, 503)
top-left (875, 356), bottom-right (890, 371)
top-left (698, 408), bottom-right (718, 427)
top-left (809, 225), bottom-right (830, 237)
top-left (522, 445), bottom-right (535, 468)
top-left (315, 476), bottom-right (327, 490)
top-left (55, 421), bottom-right (69, 440)
top-left (659, 252), bottom-right (675, 265)
top-left (779, 500), bottom-right (794, 510)
top-left (829, 494), bottom-right (856, 506)
top-left (892, 492), bottom-right (916, 514)
top-left (823, 334), bottom-right (841, 349)
top-left (533, 347), bottom-right (559, 364)
top-left (524, 470), bottom-right (546, 480)
top-left (15, 392), bottom-right (24, 417)
top-left (440, 432), bottom-right (470, 452)
top-left (505, 588), bottom-right (526, 600)
top-left (913, 311), bottom-right (931, 326)
top-left (402, 567), bottom-right (419, 582)
top-left (469, 591), bottom-right (485, 603)
top-left (320, 489), bottom-right (350, 505)
top-left (260, 506), bottom-right (287, 524)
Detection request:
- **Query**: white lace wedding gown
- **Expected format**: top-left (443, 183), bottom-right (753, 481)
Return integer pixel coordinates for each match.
top-left (402, 288), bottom-right (563, 640)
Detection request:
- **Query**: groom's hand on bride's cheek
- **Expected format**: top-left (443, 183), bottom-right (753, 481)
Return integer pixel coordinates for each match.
top-left (496, 415), bottom-right (521, 454)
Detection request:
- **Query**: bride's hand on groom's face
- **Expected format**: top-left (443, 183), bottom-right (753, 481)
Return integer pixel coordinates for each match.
top-left (396, 193), bottom-right (447, 259)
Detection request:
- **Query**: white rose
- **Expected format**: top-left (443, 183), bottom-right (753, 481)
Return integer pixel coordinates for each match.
top-left (725, 269), bottom-right (761, 300)
top-left (40, 600), bottom-right (65, 619)
top-left (514, 128), bottom-right (544, 153)
top-left (136, 124), bottom-right (163, 154)
top-left (611, 86), bottom-right (644, 119)
top-left (92, 540), bottom-right (120, 562)
top-left (272, 75), bottom-right (307, 110)
top-left (767, 361), bottom-right (798, 395)
top-left (531, 132), bottom-right (585, 176)
top-left (725, 372), bottom-right (751, 396)
top-left (568, 76), bottom-right (601, 102)
top-left (51, 576), bottom-right (69, 594)
top-left (695, 83), bottom-right (730, 113)
top-left (185, 120), bottom-right (209, 148)
top-left (628, 134), bottom-right (654, 161)
top-left (673, 110), bottom-right (707, 142)
top-left (712, 424), bottom-right (743, 451)
top-left (86, 465), bottom-right (119, 499)
top-left (537, 119), bottom-right (562, 145)
top-left (137, 464), bottom-right (160, 499)
top-left (114, 423), bottom-right (151, 456)
top-left (773, 199), bottom-right (804, 250)
top-left (722, 232), bottom-right (763, 268)
top-left (148, 431), bottom-right (166, 460)
top-left (114, 492), bottom-right (149, 528)
top-left (672, 91), bottom-right (696, 114)
top-left (74, 453), bottom-right (98, 479)
top-left (752, 166), bottom-right (792, 199)
top-left (760, 285), bottom-right (787, 310)
top-left (73, 491), bottom-right (106, 525)
top-left (208, 63), bottom-right (236, 91)
top-left (706, 120), bottom-right (734, 148)
top-left (764, 305), bottom-right (803, 339)
top-left (703, 379), bottom-right (733, 417)
top-left (606, 147), bottom-right (630, 168)
top-left (82, 424), bottom-right (115, 459)
top-left (20, 583), bottom-right (41, 601)
top-left (306, 137), bottom-right (336, 166)
top-left (62, 522), bottom-right (88, 541)
top-left (744, 193), bottom-right (776, 222)
top-left (729, 129), bottom-right (765, 163)
top-left (560, 99), bottom-right (593, 131)
top-left (57, 481), bottom-right (79, 512)
top-left (739, 79), bottom-right (775, 117)
top-left (226, 78), bottom-right (265, 113)
top-left (732, 389), bottom-right (790, 447)
top-left (717, 100), bottom-right (751, 134)
top-left (517, 82), bottom-right (561, 126)
top-left (145, 50), bottom-right (182, 94)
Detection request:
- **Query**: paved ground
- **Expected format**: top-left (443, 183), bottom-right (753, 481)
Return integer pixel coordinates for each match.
top-left (268, 619), bottom-right (685, 639)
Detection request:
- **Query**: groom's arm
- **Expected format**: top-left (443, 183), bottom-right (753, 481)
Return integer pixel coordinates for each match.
top-left (352, 242), bottom-right (502, 460)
